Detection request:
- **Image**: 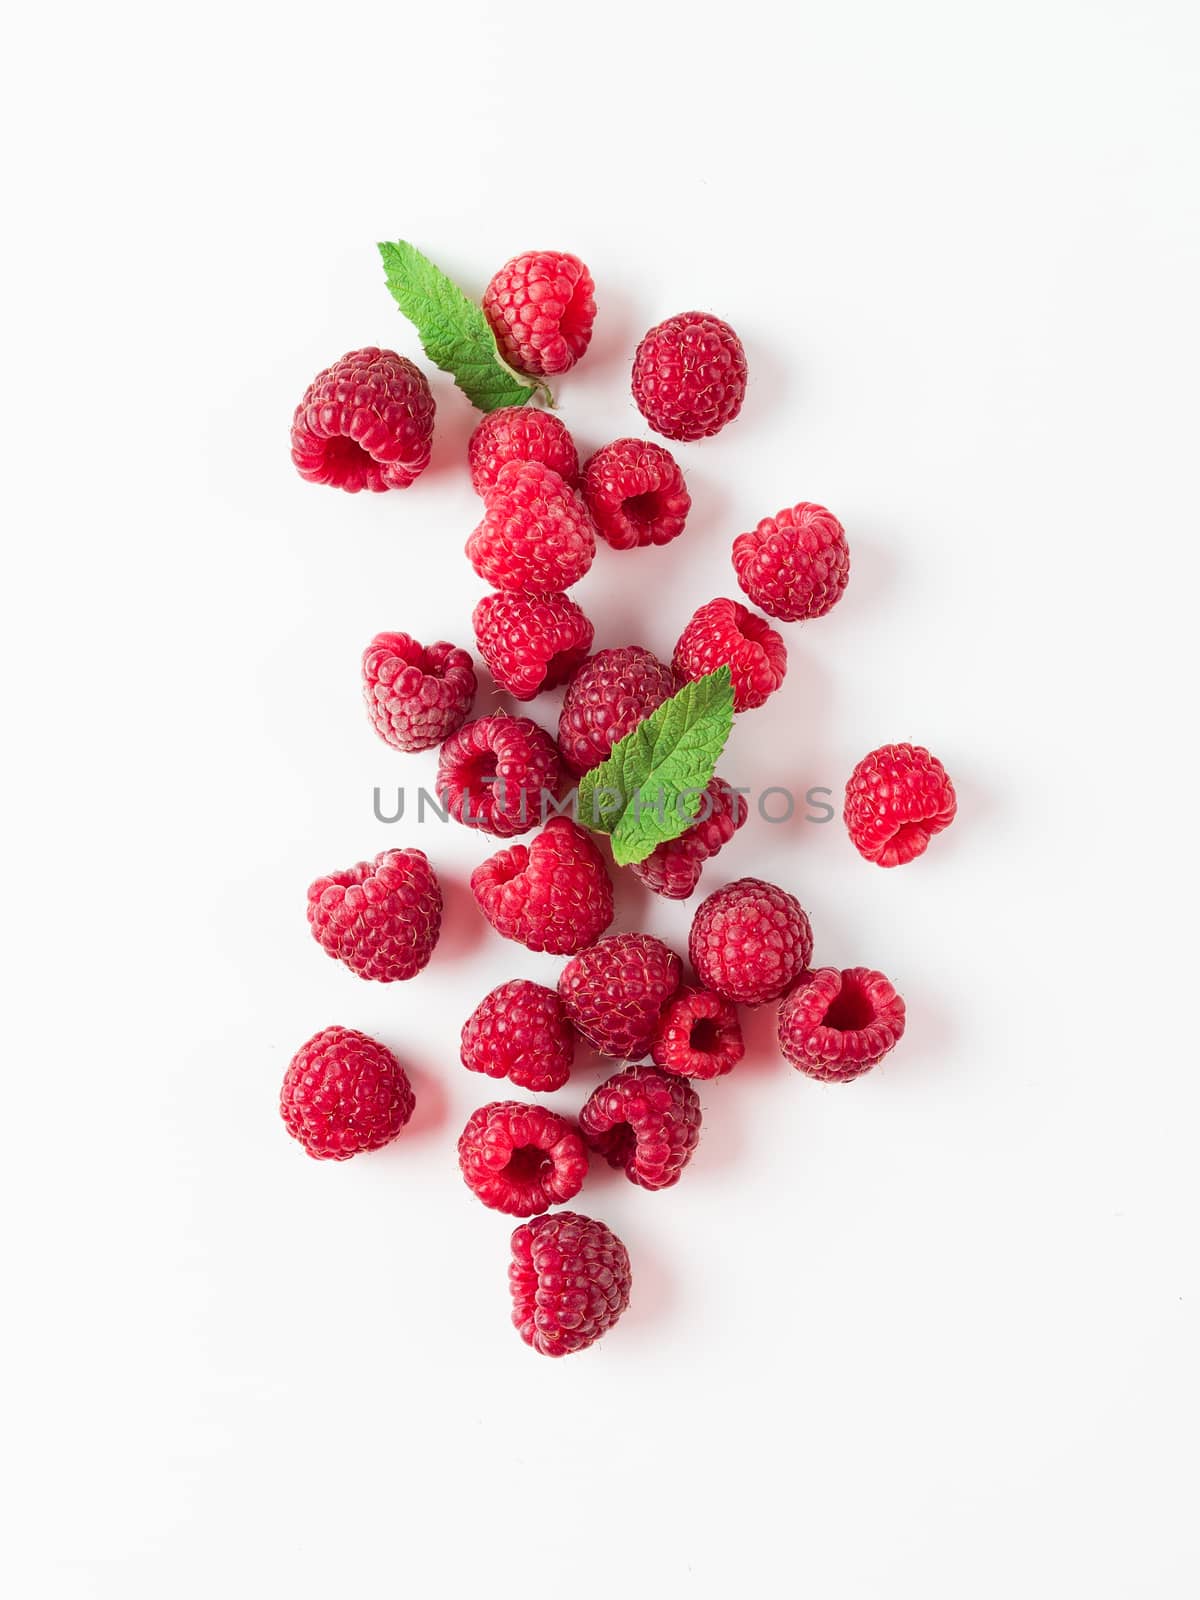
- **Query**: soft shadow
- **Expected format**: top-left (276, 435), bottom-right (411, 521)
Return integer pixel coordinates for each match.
top-left (436, 874), bottom-right (489, 963)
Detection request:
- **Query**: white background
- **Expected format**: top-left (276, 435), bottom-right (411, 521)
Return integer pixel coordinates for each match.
top-left (4, 2), bottom-right (1198, 1595)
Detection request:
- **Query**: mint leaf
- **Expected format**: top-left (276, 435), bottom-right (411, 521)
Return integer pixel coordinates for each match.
top-left (578, 667), bottom-right (735, 866)
top-left (378, 241), bottom-right (552, 412)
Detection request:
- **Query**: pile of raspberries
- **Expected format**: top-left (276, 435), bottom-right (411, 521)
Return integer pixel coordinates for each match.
top-left (285, 249), bottom-right (958, 1358)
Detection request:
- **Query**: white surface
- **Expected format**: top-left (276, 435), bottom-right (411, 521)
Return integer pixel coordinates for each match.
top-left (5, 2), bottom-right (1199, 1595)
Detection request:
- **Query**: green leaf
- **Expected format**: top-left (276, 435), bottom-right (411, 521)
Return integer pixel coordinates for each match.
top-left (378, 241), bottom-right (552, 412)
top-left (578, 666), bottom-right (736, 866)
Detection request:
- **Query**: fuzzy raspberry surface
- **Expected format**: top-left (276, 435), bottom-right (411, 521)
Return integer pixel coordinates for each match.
top-left (844, 743), bottom-right (957, 867)
top-left (630, 776), bottom-right (748, 899)
top-left (280, 1025), bottom-right (415, 1160)
top-left (467, 461), bottom-right (595, 593)
top-left (557, 646), bottom-right (677, 776)
top-left (483, 251), bottom-right (596, 377)
top-left (689, 877), bottom-right (813, 1006)
top-left (468, 407), bottom-right (580, 496)
top-left (509, 1211), bottom-right (631, 1358)
top-left (581, 438), bottom-right (691, 550)
top-left (290, 347), bottom-right (435, 492)
top-left (651, 987), bottom-right (745, 1080)
top-left (362, 632), bottom-right (476, 754)
top-left (580, 1064), bottom-right (702, 1191)
top-left (458, 1100), bottom-right (587, 1217)
top-left (631, 312), bottom-right (747, 442)
top-left (436, 714), bottom-right (563, 837)
top-left (307, 849), bottom-right (442, 982)
top-left (558, 933), bottom-right (683, 1060)
top-left (471, 817), bottom-right (614, 955)
top-left (473, 591), bottom-right (594, 700)
top-left (778, 967), bottom-right (906, 1081)
top-left (732, 502), bottom-right (851, 622)
top-left (673, 597), bottom-right (787, 713)
top-left (461, 980), bottom-right (576, 1094)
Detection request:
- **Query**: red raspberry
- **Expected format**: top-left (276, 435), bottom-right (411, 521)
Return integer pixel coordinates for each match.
top-left (631, 312), bottom-right (747, 442)
top-left (362, 632), bottom-right (476, 753)
top-left (473, 591), bottom-right (594, 700)
top-left (732, 502), bottom-right (851, 622)
top-left (651, 986), bottom-right (744, 1079)
top-left (471, 817), bottom-right (614, 955)
top-left (483, 251), bottom-right (597, 377)
top-left (461, 980), bottom-right (575, 1094)
top-left (581, 438), bottom-right (691, 550)
top-left (436, 714), bottom-right (563, 837)
top-left (844, 743), bottom-right (957, 867)
top-left (778, 967), bottom-right (906, 1082)
top-left (459, 1101), bottom-right (588, 1217)
top-left (558, 933), bottom-right (683, 1060)
top-left (290, 347), bottom-right (434, 492)
top-left (689, 877), bottom-right (813, 1006)
top-left (307, 848), bottom-right (441, 982)
top-left (580, 1064), bottom-right (702, 1191)
top-left (630, 776), bottom-right (748, 899)
top-left (509, 1211), bottom-right (631, 1358)
top-left (673, 597), bottom-right (787, 713)
top-left (467, 460), bottom-right (595, 594)
top-left (468, 407), bottom-right (580, 495)
top-left (557, 646), bottom-right (677, 776)
top-left (280, 1025), bottom-right (415, 1160)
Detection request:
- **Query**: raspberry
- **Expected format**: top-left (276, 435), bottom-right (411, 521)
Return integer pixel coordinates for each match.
top-left (631, 312), bottom-right (747, 442)
top-left (436, 714), bottom-right (563, 837)
top-left (580, 1064), bottom-right (702, 1190)
top-left (509, 1211), bottom-right (631, 1358)
top-left (651, 986), bottom-right (744, 1079)
top-left (778, 967), bottom-right (906, 1082)
top-left (307, 848), bottom-right (441, 982)
top-left (581, 438), bottom-right (691, 550)
top-left (844, 743), bottom-right (957, 867)
top-left (689, 877), bottom-right (813, 1006)
top-left (558, 933), bottom-right (683, 1060)
top-left (482, 251), bottom-right (597, 377)
top-left (467, 461), bottom-right (595, 593)
top-left (362, 632), bottom-right (476, 753)
top-left (473, 591), bottom-right (594, 700)
top-left (280, 1025), bottom-right (415, 1160)
top-left (471, 817), bottom-right (614, 955)
top-left (732, 502), bottom-right (851, 622)
top-left (630, 776), bottom-right (748, 899)
top-left (556, 647), bottom-right (677, 776)
top-left (290, 347), bottom-right (434, 492)
top-left (673, 598), bottom-right (787, 713)
top-left (468, 407), bottom-right (580, 496)
top-left (458, 1101), bottom-right (588, 1217)
top-left (461, 980), bottom-right (575, 1094)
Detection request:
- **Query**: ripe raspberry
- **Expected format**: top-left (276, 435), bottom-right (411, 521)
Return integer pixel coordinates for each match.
top-left (557, 647), bottom-right (677, 776)
top-left (458, 1101), bottom-right (588, 1217)
top-left (471, 817), bottom-right (614, 955)
top-left (651, 986), bottom-right (744, 1080)
top-left (467, 460), bottom-right (595, 593)
top-left (630, 776), bottom-right (748, 899)
top-left (580, 1064), bottom-right (701, 1191)
top-left (631, 312), bottom-right (747, 442)
top-left (673, 598), bottom-right (787, 713)
top-left (689, 877), bottom-right (813, 1006)
top-left (468, 407), bottom-right (580, 496)
top-left (362, 632), bottom-right (476, 753)
top-left (307, 848), bottom-right (441, 982)
top-left (509, 1211), bottom-right (631, 1358)
top-left (461, 980), bottom-right (575, 1094)
top-left (732, 502), bottom-right (851, 622)
top-left (290, 347), bottom-right (434, 492)
top-left (844, 743), bottom-right (957, 867)
top-left (280, 1025), bottom-right (415, 1160)
top-left (436, 714), bottom-right (563, 837)
top-left (482, 251), bottom-right (596, 377)
top-left (581, 438), bottom-right (691, 550)
top-left (558, 933), bottom-right (683, 1060)
top-left (473, 591), bottom-right (594, 700)
top-left (778, 967), bottom-right (906, 1082)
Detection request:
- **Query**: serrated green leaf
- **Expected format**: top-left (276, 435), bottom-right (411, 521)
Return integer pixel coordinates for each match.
top-left (578, 666), bottom-right (735, 866)
top-left (378, 240), bottom-right (553, 412)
